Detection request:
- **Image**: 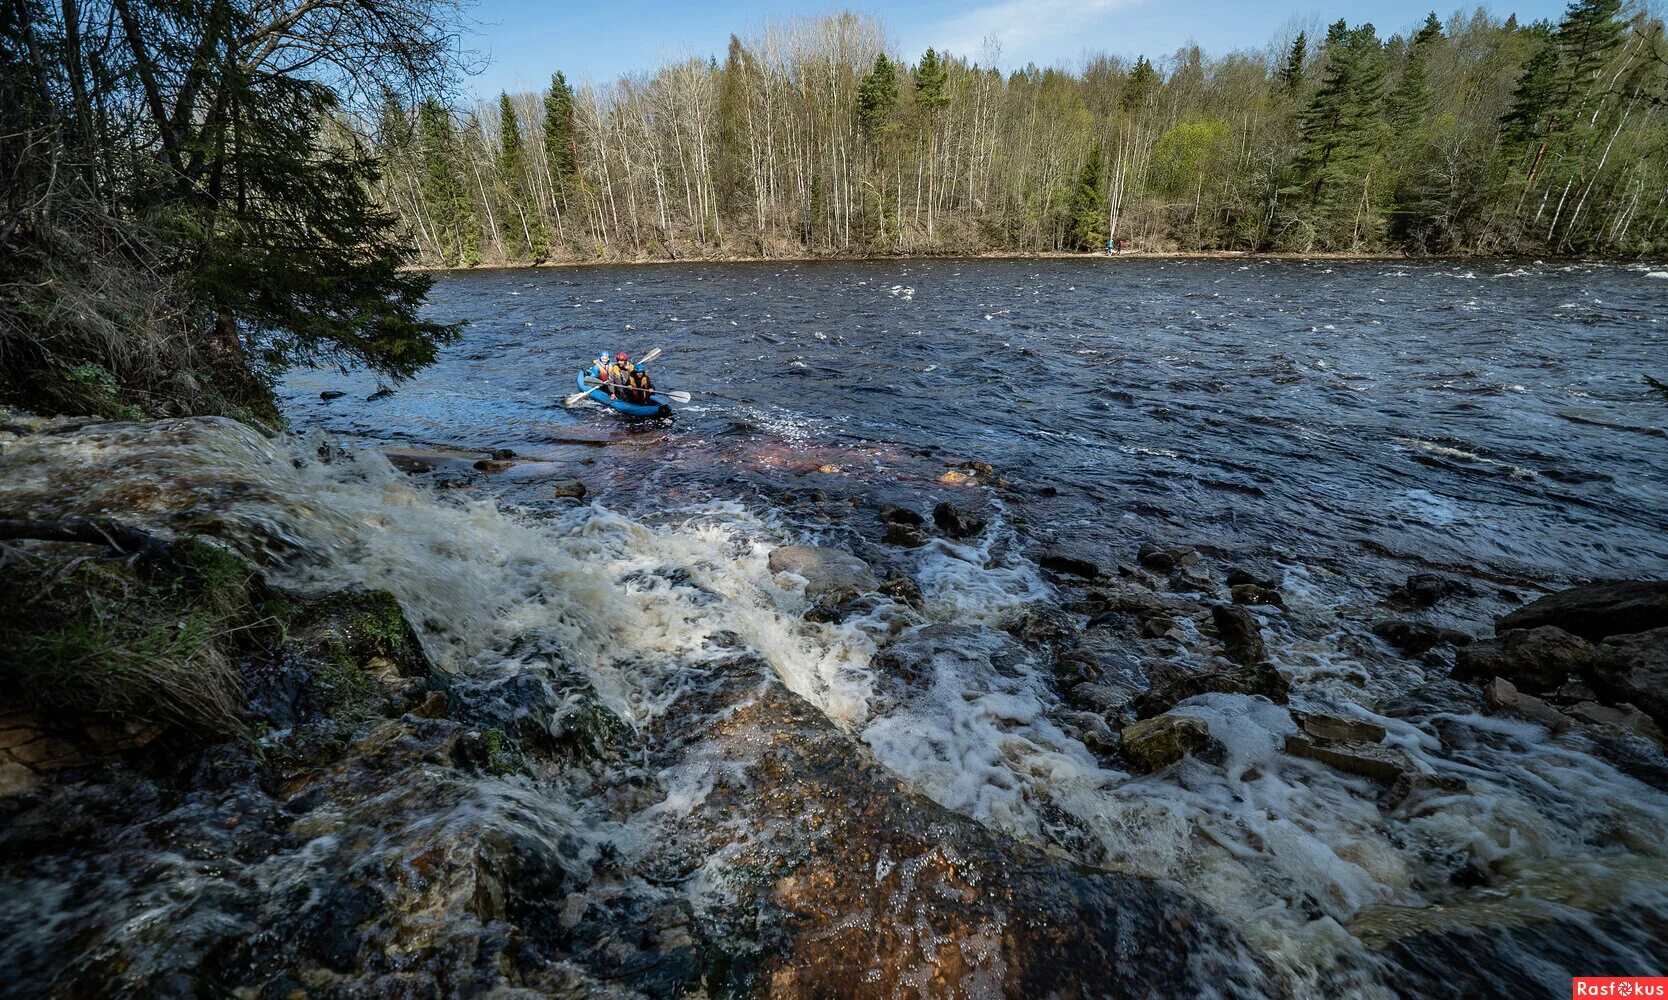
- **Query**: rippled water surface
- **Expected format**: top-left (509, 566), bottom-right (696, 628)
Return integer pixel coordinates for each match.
top-left (282, 258), bottom-right (1668, 581)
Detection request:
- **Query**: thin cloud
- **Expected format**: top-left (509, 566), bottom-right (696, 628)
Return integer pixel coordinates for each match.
top-left (926, 0), bottom-right (1147, 65)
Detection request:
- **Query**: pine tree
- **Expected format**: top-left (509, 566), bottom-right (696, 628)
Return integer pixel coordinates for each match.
top-left (497, 93), bottom-right (545, 261)
top-left (498, 93), bottom-right (526, 178)
top-left (1387, 13), bottom-right (1441, 130)
top-left (1290, 21), bottom-right (1388, 244)
top-left (1555, 0), bottom-right (1626, 110)
top-left (1279, 33), bottom-right (1307, 94)
top-left (715, 36), bottom-right (753, 228)
top-left (1501, 43), bottom-right (1563, 145)
top-left (858, 54), bottom-right (900, 141)
top-left (1064, 154), bottom-right (1107, 250)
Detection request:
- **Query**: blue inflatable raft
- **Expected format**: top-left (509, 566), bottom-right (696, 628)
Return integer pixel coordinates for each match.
top-left (577, 368), bottom-right (673, 418)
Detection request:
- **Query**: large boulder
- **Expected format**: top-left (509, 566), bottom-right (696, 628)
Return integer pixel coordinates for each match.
top-left (1452, 626), bottom-right (1596, 693)
top-left (768, 546), bottom-right (879, 598)
top-left (1497, 580), bottom-right (1668, 642)
top-left (1590, 627), bottom-right (1668, 727)
top-left (1372, 619), bottom-right (1472, 657)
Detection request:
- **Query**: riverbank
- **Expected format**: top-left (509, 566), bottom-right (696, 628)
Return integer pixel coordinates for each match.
top-left (404, 247), bottom-right (1423, 273)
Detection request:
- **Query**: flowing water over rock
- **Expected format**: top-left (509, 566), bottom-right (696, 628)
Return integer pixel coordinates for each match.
top-left (4, 258), bottom-right (1668, 996)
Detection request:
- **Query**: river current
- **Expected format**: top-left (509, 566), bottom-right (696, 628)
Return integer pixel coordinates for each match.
top-left (5, 258), bottom-right (1666, 996)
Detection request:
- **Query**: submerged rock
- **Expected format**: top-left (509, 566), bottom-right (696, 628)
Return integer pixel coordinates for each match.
top-left (1372, 619), bottom-right (1472, 657)
top-left (1497, 580), bottom-right (1668, 642)
top-left (1392, 573), bottom-right (1467, 607)
top-left (1292, 710), bottom-right (1386, 744)
top-left (1121, 712), bottom-right (1214, 771)
top-left (1038, 549), bottom-right (1103, 579)
top-left (1230, 582), bottom-right (1285, 609)
top-left (1135, 661), bottom-right (1288, 718)
top-left (1481, 677), bottom-right (1570, 733)
top-left (1284, 732), bottom-right (1412, 783)
top-left (551, 480), bottom-right (587, 499)
top-left (1453, 625), bottom-right (1595, 693)
top-left (767, 545), bottom-right (879, 598)
top-left (876, 504), bottom-right (924, 527)
top-left (319, 390), bottom-right (345, 401)
top-left (472, 458), bottom-right (513, 473)
top-left (881, 522), bottom-right (929, 548)
top-left (1137, 542), bottom-right (1198, 573)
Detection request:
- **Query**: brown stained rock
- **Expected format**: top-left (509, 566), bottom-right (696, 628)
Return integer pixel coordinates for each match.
top-left (1371, 619), bottom-right (1473, 657)
top-left (1292, 710), bottom-right (1386, 744)
top-left (1121, 713), bottom-right (1214, 771)
top-left (767, 546), bottom-right (879, 597)
top-left (666, 675), bottom-right (1274, 998)
top-left (1564, 701), bottom-right (1665, 744)
top-left (1135, 660), bottom-right (1289, 719)
top-left (1497, 580), bottom-right (1668, 642)
top-left (1482, 677), bottom-right (1570, 733)
top-left (551, 480), bottom-right (587, 499)
top-left (881, 522), bottom-right (929, 548)
top-left (1454, 626), bottom-right (1597, 693)
top-left (932, 501), bottom-right (987, 539)
top-left (1284, 733), bottom-right (1412, 783)
top-left (1038, 549), bottom-right (1103, 579)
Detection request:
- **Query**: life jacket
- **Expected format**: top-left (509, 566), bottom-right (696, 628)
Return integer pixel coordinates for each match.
top-left (609, 361), bottom-right (634, 386)
top-left (626, 368), bottom-right (652, 404)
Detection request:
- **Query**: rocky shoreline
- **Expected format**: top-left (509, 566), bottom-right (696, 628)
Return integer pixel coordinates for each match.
top-left (3, 414), bottom-right (1666, 996)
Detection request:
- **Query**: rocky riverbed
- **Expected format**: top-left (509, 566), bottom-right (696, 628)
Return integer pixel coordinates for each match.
top-left (3, 412), bottom-right (1667, 996)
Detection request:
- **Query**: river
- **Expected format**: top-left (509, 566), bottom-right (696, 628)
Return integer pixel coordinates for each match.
top-left (5, 257), bottom-right (1668, 996)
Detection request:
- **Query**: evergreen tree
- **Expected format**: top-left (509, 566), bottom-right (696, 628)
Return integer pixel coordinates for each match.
top-left (542, 71), bottom-right (579, 181)
top-left (1501, 43), bottom-right (1564, 145)
top-left (858, 54), bottom-right (900, 141)
top-left (1555, 0), bottom-right (1626, 109)
top-left (1121, 56), bottom-right (1158, 113)
top-left (497, 93), bottom-right (545, 260)
top-left (1279, 33), bottom-right (1308, 94)
top-left (715, 36), bottom-right (754, 228)
top-left (1064, 154), bottom-right (1107, 251)
top-left (1290, 21), bottom-right (1389, 244)
top-left (418, 98), bottom-right (479, 266)
top-left (498, 93), bottom-right (526, 178)
top-left (914, 48), bottom-right (949, 112)
top-left (1388, 13), bottom-right (1441, 130)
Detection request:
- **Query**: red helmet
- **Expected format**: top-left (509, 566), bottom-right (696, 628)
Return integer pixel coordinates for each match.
top-left (616, 352), bottom-right (629, 361)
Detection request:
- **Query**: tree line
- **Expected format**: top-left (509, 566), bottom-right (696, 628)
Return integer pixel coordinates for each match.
top-left (384, 2), bottom-right (1668, 267)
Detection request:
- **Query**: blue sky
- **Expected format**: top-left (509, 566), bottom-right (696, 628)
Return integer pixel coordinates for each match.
top-left (462, 0), bottom-right (1572, 98)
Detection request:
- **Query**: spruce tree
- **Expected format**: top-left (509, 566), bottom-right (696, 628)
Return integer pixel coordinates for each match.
top-left (1279, 33), bottom-right (1307, 94)
top-left (1290, 21), bottom-right (1388, 244)
top-left (715, 36), bottom-right (753, 228)
top-left (1501, 43), bottom-right (1564, 145)
top-left (1387, 13), bottom-right (1441, 130)
top-left (858, 54), bottom-right (900, 141)
top-left (418, 98), bottom-right (479, 266)
top-left (1121, 56), bottom-right (1158, 113)
top-left (542, 72), bottom-right (579, 181)
top-left (914, 48), bottom-right (949, 111)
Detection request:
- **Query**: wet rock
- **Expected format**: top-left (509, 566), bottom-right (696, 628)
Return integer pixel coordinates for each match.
top-left (1137, 542), bottom-right (1198, 573)
top-left (1068, 682), bottom-right (1135, 715)
top-left (551, 480), bottom-right (587, 499)
top-left (367, 387), bottom-right (394, 401)
top-left (489, 448), bottom-right (516, 460)
top-left (1590, 627), bottom-right (1668, 727)
top-left (1226, 568), bottom-right (1278, 590)
top-left (1230, 583), bottom-right (1285, 608)
top-left (768, 546), bottom-right (879, 598)
top-left (1292, 710), bottom-right (1386, 744)
top-left (876, 504), bottom-right (925, 527)
top-left (881, 523), bottom-right (928, 548)
top-left (1038, 549), bottom-right (1103, 579)
top-left (320, 390), bottom-right (345, 401)
top-left (386, 453), bottom-right (436, 474)
top-left (1393, 573), bottom-right (1467, 607)
top-left (472, 459), bottom-right (513, 473)
top-left (1054, 648), bottom-right (1102, 686)
top-left (1211, 605), bottom-right (1266, 666)
top-left (1481, 677), bottom-right (1570, 733)
top-left (1056, 710), bottom-right (1119, 752)
top-left (1284, 732), bottom-right (1412, 783)
top-left (1122, 713), bottom-right (1214, 771)
top-left (1141, 616), bottom-right (1181, 640)
top-left (1564, 701), bottom-right (1664, 743)
top-left (1388, 772), bottom-right (1470, 811)
top-left (879, 574), bottom-right (922, 606)
top-left (1135, 661), bottom-right (1288, 718)
top-left (931, 501), bottom-right (986, 539)
top-left (1002, 604), bottom-right (1079, 650)
top-left (413, 691), bottom-right (448, 719)
top-left (1497, 580), bottom-right (1668, 642)
top-left (1372, 619), bottom-right (1473, 657)
top-left (1453, 626), bottom-right (1596, 693)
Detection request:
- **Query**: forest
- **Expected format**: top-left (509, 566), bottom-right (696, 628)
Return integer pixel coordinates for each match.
top-left (383, 2), bottom-right (1668, 266)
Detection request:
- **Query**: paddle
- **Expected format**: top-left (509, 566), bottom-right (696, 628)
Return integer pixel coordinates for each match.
top-left (581, 375), bottom-right (691, 404)
top-left (563, 347), bottom-right (668, 407)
